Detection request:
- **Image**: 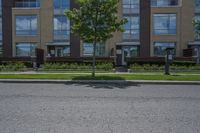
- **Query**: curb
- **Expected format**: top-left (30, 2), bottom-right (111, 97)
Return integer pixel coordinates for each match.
top-left (0, 79), bottom-right (200, 85)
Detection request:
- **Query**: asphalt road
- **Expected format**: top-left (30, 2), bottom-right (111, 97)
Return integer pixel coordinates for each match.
top-left (0, 83), bottom-right (200, 133)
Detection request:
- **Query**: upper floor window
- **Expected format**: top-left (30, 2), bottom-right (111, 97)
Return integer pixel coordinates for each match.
top-left (123, 0), bottom-right (140, 14)
top-left (54, 16), bottom-right (70, 41)
top-left (196, 0), bottom-right (200, 8)
top-left (0, 17), bottom-right (2, 41)
top-left (194, 14), bottom-right (200, 40)
top-left (153, 14), bottom-right (176, 35)
top-left (0, 42), bottom-right (2, 57)
top-left (151, 0), bottom-right (179, 7)
top-left (0, 1), bottom-right (1, 15)
top-left (123, 16), bottom-right (140, 41)
top-left (54, 0), bottom-right (70, 9)
top-left (16, 15), bottom-right (38, 35)
top-left (15, 0), bottom-right (40, 8)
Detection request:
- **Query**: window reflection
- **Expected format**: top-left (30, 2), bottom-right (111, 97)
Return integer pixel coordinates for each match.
top-left (154, 14), bottom-right (176, 35)
top-left (83, 43), bottom-right (105, 57)
top-left (16, 15), bottom-right (38, 35)
top-left (154, 42), bottom-right (176, 56)
top-left (16, 43), bottom-right (36, 57)
top-left (54, 16), bottom-right (70, 41)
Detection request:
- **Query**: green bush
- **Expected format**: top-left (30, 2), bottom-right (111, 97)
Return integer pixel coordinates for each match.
top-left (0, 62), bottom-right (26, 71)
top-left (129, 63), bottom-right (200, 72)
top-left (42, 62), bottom-right (113, 71)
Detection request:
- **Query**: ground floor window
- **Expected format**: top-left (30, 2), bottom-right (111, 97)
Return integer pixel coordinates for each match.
top-left (0, 42), bottom-right (2, 57)
top-left (48, 45), bottom-right (70, 57)
top-left (16, 43), bottom-right (36, 57)
top-left (83, 43), bottom-right (105, 56)
top-left (154, 42), bottom-right (176, 56)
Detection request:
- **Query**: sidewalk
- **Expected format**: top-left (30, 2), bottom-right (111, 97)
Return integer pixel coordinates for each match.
top-left (0, 71), bottom-right (200, 75)
top-left (0, 79), bottom-right (200, 85)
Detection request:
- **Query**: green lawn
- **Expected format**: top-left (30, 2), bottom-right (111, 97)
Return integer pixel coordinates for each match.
top-left (0, 74), bottom-right (200, 81)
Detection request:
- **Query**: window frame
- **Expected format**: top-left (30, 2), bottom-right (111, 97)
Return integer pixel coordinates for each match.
top-left (15, 15), bottom-right (38, 36)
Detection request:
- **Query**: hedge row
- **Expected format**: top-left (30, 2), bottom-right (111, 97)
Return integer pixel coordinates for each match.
top-left (129, 63), bottom-right (200, 72)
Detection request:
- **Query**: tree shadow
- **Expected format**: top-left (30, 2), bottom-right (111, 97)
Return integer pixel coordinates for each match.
top-left (64, 75), bottom-right (141, 89)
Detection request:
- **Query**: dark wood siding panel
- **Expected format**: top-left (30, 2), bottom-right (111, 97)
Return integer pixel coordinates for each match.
top-left (140, 0), bottom-right (151, 57)
top-left (70, 0), bottom-right (80, 58)
top-left (2, 0), bottom-right (14, 57)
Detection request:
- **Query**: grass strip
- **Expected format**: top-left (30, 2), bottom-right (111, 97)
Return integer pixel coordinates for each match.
top-left (0, 74), bottom-right (199, 81)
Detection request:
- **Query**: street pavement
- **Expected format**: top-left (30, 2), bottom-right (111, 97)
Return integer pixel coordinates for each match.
top-left (0, 83), bottom-right (200, 133)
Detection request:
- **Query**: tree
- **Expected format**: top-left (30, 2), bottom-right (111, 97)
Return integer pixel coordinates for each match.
top-left (65, 0), bottom-right (127, 77)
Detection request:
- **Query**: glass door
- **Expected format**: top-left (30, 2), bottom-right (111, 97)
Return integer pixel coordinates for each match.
top-left (55, 47), bottom-right (63, 57)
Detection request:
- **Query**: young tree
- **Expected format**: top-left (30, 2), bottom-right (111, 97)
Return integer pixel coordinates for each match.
top-left (65, 0), bottom-right (127, 77)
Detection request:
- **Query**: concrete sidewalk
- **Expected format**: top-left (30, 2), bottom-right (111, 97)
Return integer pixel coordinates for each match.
top-left (0, 79), bottom-right (200, 85)
top-left (0, 71), bottom-right (200, 75)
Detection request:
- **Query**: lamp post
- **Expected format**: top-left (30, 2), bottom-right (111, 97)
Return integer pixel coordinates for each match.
top-left (165, 48), bottom-right (174, 75)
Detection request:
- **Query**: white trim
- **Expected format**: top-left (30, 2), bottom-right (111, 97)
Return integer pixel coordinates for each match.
top-left (46, 42), bottom-right (70, 46)
top-left (116, 42), bottom-right (140, 46)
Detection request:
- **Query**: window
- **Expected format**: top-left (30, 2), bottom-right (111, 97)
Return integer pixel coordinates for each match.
top-left (194, 14), bottom-right (200, 39)
top-left (0, 0), bottom-right (2, 15)
top-left (154, 14), bottom-right (176, 35)
top-left (0, 42), bottom-right (2, 57)
top-left (123, 46), bottom-right (140, 57)
top-left (151, 0), bottom-right (179, 7)
top-left (123, 0), bottom-right (140, 14)
top-left (16, 43), bottom-right (36, 57)
top-left (54, 16), bottom-right (70, 41)
top-left (15, 0), bottom-right (40, 8)
top-left (83, 43), bottom-right (105, 56)
top-left (54, 0), bottom-right (70, 9)
top-left (123, 16), bottom-right (140, 40)
top-left (0, 0), bottom-right (2, 41)
top-left (154, 42), bottom-right (176, 56)
top-left (16, 15), bottom-right (38, 35)
top-left (196, 0), bottom-right (200, 8)
top-left (0, 16), bottom-right (2, 41)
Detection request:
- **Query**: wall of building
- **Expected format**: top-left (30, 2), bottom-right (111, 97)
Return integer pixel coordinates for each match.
top-left (2, 0), bottom-right (14, 57)
top-left (151, 6), bottom-right (181, 57)
top-left (180, 0), bottom-right (195, 55)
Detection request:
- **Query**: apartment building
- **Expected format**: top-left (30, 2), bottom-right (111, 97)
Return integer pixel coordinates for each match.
top-left (0, 0), bottom-right (199, 66)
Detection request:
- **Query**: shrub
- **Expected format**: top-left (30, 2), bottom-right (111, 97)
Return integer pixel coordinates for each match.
top-left (42, 62), bottom-right (113, 71)
top-left (0, 62), bottom-right (26, 71)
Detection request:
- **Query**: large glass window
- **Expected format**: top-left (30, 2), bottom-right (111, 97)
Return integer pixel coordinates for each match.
top-left (154, 42), bottom-right (176, 56)
top-left (15, 0), bottom-right (40, 8)
top-left (196, 0), bottom-right (200, 8)
top-left (123, 0), bottom-right (140, 14)
top-left (54, 0), bottom-right (70, 9)
top-left (0, 15), bottom-right (2, 41)
top-left (48, 46), bottom-right (70, 57)
top-left (151, 0), bottom-right (179, 7)
top-left (154, 14), bottom-right (176, 35)
top-left (123, 16), bottom-right (140, 41)
top-left (16, 43), bottom-right (36, 57)
top-left (83, 43), bottom-right (105, 56)
top-left (54, 16), bottom-right (70, 41)
top-left (0, 42), bottom-right (2, 57)
top-left (16, 15), bottom-right (38, 35)
top-left (195, 14), bottom-right (200, 40)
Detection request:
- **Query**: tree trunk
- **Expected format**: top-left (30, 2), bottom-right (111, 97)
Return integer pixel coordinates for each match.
top-left (92, 41), bottom-right (97, 77)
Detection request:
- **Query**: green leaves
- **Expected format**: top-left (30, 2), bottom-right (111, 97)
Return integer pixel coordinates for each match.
top-left (65, 0), bottom-right (127, 43)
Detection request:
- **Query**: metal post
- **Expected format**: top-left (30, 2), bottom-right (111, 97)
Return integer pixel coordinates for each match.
top-left (165, 48), bottom-right (173, 75)
top-left (165, 50), bottom-right (170, 75)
